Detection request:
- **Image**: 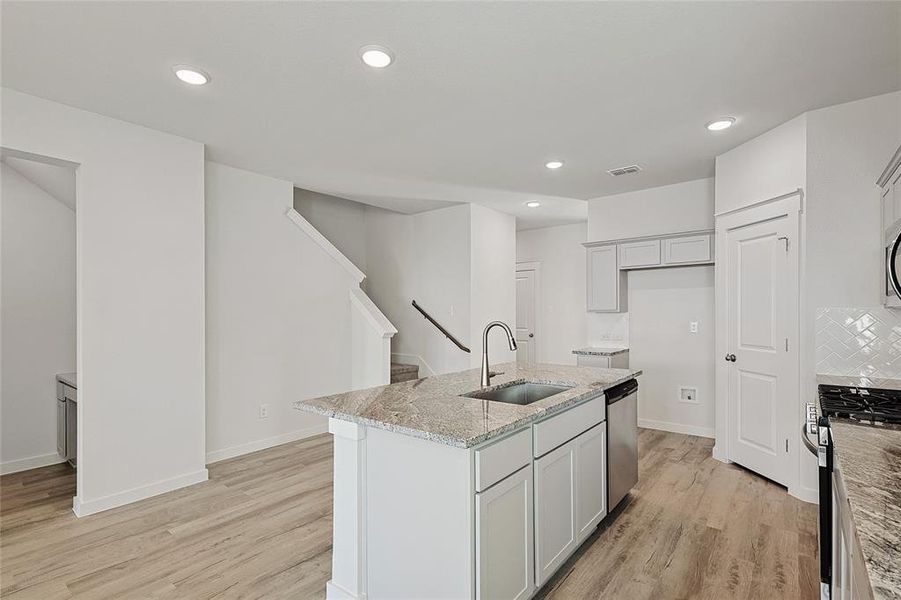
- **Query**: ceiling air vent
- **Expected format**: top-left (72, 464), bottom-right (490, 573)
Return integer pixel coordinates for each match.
top-left (607, 164), bottom-right (642, 177)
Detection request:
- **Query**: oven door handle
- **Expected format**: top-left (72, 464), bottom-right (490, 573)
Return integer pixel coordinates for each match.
top-left (801, 422), bottom-right (819, 457)
top-left (888, 232), bottom-right (901, 299)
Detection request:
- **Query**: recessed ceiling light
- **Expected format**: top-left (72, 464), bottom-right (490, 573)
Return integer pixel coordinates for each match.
top-left (360, 45), bottom-right (395, 68)
top-left (545, 160), bottom-right (564, 169)
top-left (706, 117), bottom-right (736, 131)
top-left (526, 201), bottom-right (541, 208)
top-left (173, 66), bottom-right (210, 86)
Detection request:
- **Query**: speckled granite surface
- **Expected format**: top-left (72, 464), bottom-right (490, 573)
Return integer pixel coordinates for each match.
top-left (56, 372), bottom-right (76, 389)
top-left (817, 374), bottom-right (901, 600)
top-left (294, 362), bottom-right (641, 448)
top-left (572, 347), bottom-right (629, 357)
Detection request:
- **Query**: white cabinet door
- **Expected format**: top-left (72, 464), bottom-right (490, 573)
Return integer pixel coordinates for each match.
top-left (587, 245), bottom-right (624, 312)
top-left (892, 170), bottom-right (901, 226)
top-left (664, 234), bottom-right (712, 265)
top-left (619, 239), bottom-right (661, 268)
top-left (57, 399), bottom-right (67, 458)
top-left (534, 439), bottom-right (577, 587)
top-left (476, 466), bottom-right (535, 600)
top-left (575, 423), bottom-right (607, 542)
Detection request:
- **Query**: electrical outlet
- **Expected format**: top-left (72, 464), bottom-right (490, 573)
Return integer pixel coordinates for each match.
top-left (679, 387), bottom-right (698, 404)
top-left (689, 321), bottom-right (699, 333)
top-left (259, 404), bottom-right (270, 419)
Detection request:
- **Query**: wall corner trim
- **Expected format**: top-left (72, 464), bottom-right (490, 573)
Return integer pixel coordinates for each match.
top-left (350, 287), bottom-right (398, 339)
top-left (285, 207), bottom-right (365, 283)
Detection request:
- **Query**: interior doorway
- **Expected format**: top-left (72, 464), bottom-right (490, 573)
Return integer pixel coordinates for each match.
top-left (0, 149), bottom-right (78, 506)
top-left (715, 193), bottom-right (801, 489)
top-left (515, 262), bottom-right (540, 365)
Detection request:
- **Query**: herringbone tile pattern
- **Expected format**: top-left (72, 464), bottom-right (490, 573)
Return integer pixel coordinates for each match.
top-left (815, 307), bottom-right (901, 379)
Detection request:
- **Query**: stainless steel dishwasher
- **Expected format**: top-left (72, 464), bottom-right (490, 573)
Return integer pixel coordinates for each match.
top-left (606, 379), bottom-right (638, 510)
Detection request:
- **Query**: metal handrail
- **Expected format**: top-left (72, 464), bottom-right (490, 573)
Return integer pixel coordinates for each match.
top-left (411, 300), bottom-right (471, 353)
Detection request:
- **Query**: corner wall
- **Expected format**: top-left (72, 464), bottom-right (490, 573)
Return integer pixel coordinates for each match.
top-left (1, 162), bottom-right (76, 473)
top-left (515, 223), bottom-right (588, 365)
top-left (585, 178), bottom-right (716, 438)
top-left (205, 162), bottom-right (351, 462)
top-left (1, 88), bottom-right (207, 515)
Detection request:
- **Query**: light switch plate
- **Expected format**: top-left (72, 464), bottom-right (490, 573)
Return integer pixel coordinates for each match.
top-left (689, 321), bottom-right (699, 333)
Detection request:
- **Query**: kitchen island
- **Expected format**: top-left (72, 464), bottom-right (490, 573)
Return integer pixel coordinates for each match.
top-left (295, 362), bottom-right (641, 600)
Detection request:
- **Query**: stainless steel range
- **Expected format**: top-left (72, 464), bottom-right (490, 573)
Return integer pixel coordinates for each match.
top-left (803, 384), bottom-right (901, 599)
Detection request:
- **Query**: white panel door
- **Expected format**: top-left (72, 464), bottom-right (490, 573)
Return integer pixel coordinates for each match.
top-left (515, 267), bottom-right (536, 364)
top-left (575, 422), bottom-right (607, 542)
top-left (475, 466), bottom-right (535, 600)
top-left (725, 214), bottom-right (795, 487)
top-left (534, 438), bottom-right (577, 587)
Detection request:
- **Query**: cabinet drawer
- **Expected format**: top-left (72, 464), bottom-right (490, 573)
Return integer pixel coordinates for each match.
top-left (664, 234), bottom-right (712, 264)
top-left (575, 354), bottom-right (611, 368)
top-left (474, 428), bottom-right (531, 492)
top-left (619, 240), bottom-right (660, 268)
top-left (533, 395), bottom-right (605, 458)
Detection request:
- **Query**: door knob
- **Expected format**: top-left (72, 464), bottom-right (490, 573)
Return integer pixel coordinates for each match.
top-left (529, 333), bottom-right (534, 338)
top-left (725, 353), bottom-right (736, 362)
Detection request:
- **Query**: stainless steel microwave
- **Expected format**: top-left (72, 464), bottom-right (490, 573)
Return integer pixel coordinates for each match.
top-left (885, 222), bottom-right (901, 307)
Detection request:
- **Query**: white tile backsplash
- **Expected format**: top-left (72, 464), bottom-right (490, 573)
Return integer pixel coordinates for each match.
top-left (815, 307), bottom-right (901, 379)
top-left (587, 311), bottom-right (629, 346)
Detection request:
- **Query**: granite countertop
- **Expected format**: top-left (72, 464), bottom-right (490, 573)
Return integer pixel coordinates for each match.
top-left (572, 347), bottom-right (629, 356)
top-left (817, 374), bottom-right (901, 600)
top-left (56, 372), bottom-right (77, 389)
top-left (295, 362), bottom-right (641, 448)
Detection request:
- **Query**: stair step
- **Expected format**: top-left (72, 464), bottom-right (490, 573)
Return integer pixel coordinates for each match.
top-left (390, 362), bottom-right (419, 384)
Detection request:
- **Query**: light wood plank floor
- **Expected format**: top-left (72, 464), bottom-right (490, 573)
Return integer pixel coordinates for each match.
top-left (1, 429), bottom-right (817, 599)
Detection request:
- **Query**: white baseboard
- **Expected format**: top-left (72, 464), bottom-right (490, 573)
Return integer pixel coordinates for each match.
top-left (326, 580), bottom-right (362, 600)
top-left (1, 452), bottom-right (66, 475)
top-left (639, 418), bottom-right (715, 439)
top-left (72, 468), bottom-right (209, 517)
top-left (205, 423), bottom-right (329, 465)
top-left (789, 484), bottom-right (818, 505)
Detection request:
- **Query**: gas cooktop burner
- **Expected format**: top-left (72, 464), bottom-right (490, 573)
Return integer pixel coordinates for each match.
top-left (818, 385), bottom-right (901, 424)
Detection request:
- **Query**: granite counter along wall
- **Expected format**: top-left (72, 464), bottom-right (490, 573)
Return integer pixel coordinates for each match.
top-left (816, 307), bottom-right (901, 379)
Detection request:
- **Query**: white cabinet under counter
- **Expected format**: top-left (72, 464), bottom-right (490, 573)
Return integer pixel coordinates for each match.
top-left (295, 363), bottom-right (642, 600)
top-left (573, 347), bottom-right (629, 369)
top-left (56, 373), bottom-right (77, 467)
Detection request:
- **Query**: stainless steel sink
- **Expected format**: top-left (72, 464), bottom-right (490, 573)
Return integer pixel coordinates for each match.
top-left (462, 382), bottom-right (574, 406)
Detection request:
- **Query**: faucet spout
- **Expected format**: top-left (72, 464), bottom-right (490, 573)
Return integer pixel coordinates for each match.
top-left (481, 321), bottom-right (517, 387)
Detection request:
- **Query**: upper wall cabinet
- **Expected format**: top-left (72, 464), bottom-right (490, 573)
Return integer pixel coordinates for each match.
top-left (585, 230), bottom-right (714, 313)
top-left (880, 145), bottom-right (901, 233)
top-left (619, 240), bottom-right (661, 269)
top-left (587, 245), bottom-right (627, 312)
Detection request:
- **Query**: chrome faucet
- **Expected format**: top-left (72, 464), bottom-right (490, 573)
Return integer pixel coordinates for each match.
top-left (481, 321), bottom-right (518, 387)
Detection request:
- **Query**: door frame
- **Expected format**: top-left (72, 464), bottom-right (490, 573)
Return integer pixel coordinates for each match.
top-left (515, 261), bottom-right (542, 364)
top-left (714, 190), bottom-right (802, 495)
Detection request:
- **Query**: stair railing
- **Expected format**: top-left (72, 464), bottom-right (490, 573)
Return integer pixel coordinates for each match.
top-left (411, 300), bottom-right (471, 353)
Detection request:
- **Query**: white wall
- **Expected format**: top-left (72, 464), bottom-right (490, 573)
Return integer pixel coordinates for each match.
top-left (715, 115), bottom-right (807, 214)
top-left (413, 205), bottom-right (472, 374)
top-left (586, 177), bottom-right (716, 436)
top-left (470, 204), bottom-right (516, 368)
top-left (1, 162), bottom-right (76, 473)
top-left (711, 90), bottom-right (900, 502)
top-left (515, 223), bottom-right (587, 365)
top-left (294, 188), bottom-right (368, 274)
top-left (205, 161), bottom-right (354, 462)
top-left (1, 88), bottom-right (207, 515)
top-left (628, 266), bottom-right (715, 437)
top-left (587, 178), bottom-right (714, 242)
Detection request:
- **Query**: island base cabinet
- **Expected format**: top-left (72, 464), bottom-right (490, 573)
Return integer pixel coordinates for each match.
top-left (534, 439), bottom-right (577, 587)
top-left (476, 466), bottom-right (535, 600)
top-left (575, 422), bottom-right (607, 542)
top-left (534, 422), bottom-right (608, 587)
